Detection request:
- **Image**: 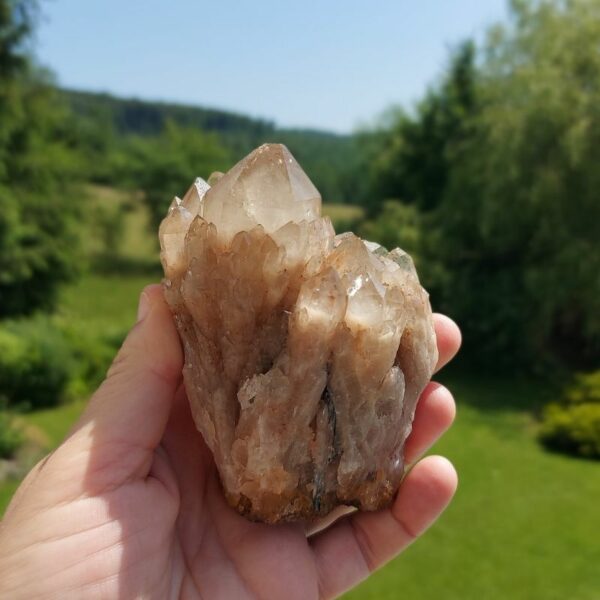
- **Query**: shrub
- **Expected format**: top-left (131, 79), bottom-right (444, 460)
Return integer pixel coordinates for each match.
top-left (358, 201), bottom-right (422, 260)
top-left (563, 371), bottom-right (600, 405)
top-left (0, 318), bottom-right (75, 410)
top-left (0, 314), bottom-right (126, 410)
top-left (539, 371), bottom-right (600, 459)
top-left (0, 410), bottom-right (23, 459)
top-left (61, 325), bottom-right (126, 397)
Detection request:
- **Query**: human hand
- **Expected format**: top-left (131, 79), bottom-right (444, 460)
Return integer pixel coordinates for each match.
top-left (0, 285), bottom-right (460, 599)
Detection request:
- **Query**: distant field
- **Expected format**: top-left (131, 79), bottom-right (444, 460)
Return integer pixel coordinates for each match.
top-left (83, 184), bottom-right (157, 262)
top-left (58, 273), bottom-right (154, 335)
top-left (85, 184), bottom-right (364, 242)
top-left (321, 203), bottom-right (364, 226)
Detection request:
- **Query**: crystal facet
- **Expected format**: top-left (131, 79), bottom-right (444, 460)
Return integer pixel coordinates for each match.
top-left (159, 143), bottom-right (438, 523)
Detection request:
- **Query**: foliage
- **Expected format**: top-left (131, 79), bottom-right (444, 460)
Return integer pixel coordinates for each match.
top-left (539, 370), bottom-right (600, 458)
top-left (366, 41), bottom-right (477, 215)
top-left (62, 88), bottom-right (275, 141)
top-left (358, 201), bottom-right (423, 263)
top-left (0, 0), bottom-right (81, 317)
top-left (61, 325), bottom-right (125, 397)
top-left (365, 0), bottom-right (600, 370)
top-left (61, 88), bottom-right (366, 206)
top-left (123, 120), bottom-right (232, 229)
top-left (0, 317), bottom-right (74, 409)
top-left (0, 0), bottom-right (36, 76)
top-left (539, 403), bottom-right (600, 459)
top-left (0, 410), bottom-right (23, 459)
top-left (563, 370), bottom-right (600, 405)
top-left (0, 314), bottom-right (123, 410)
top-left (92, 202), bottom-right (127, 259)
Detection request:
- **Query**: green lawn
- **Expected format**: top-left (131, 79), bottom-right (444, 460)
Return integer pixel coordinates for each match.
top-left (24, 399), bottom-right (86, 448)
top-left (0, 480), bottom-right (19, 513)
top-left (57, 273), bottom-right (156, 335)
top-left (321, 203), bottom-right (364, 227)
top-left (345, 374), bottom-right (600, 600)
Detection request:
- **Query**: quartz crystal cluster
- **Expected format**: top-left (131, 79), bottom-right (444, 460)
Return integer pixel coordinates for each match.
top-left (159, 144), bottom-right (438, 523)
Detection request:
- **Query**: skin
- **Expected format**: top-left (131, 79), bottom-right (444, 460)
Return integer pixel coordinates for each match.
top-left (0, 285), bottom-right (461, 599)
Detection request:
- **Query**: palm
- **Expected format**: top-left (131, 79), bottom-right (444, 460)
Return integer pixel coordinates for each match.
top-left (161, 388), bottom-right (321, 599)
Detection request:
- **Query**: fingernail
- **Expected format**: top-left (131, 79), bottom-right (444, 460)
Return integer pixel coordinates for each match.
top-left (137, 291), bottom-right (151, 322)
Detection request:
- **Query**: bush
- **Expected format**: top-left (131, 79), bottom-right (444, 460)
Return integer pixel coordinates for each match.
top-left (563, 371), bottom-right (600, 405)
top-left (0, 318), bottom-right (75, 410)
top-left (0, 314), bottom-right (125, 411)
top-left (539, 371), bottom-right (600, 459)
top-left (61, 325), bottom-right (126, 397)
top-left (539, 404), bottom-right (600, 459)
top-left (125, 120), bottom-right (231, 229)
top-left (358, 201), bottom-right (422, 258)
top-left (0, 410), bottom-right (23, 459)
top-left (357, 200), bottom-right (446, 289)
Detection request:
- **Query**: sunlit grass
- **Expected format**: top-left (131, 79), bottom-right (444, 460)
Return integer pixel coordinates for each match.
top-left (24, 399), bottom-right (87, 448)
top-left (322, 203), bottom-right (364, 227)
top-left (345, 373), bottom-right (600, 600)
top-left (57, 273), bottom-right (154, 335)
top-left (0, 480), bottom-right (19, 512)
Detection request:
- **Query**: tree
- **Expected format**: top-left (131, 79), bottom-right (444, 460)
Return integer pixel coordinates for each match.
top-left (436, 0), bottom-right (600, 369)
top-left (0, 0), bottom-right (81, 317)
top-left (365, 0), bottom-right (600, 370)
top-left (125, 121), bottom-right (231, 229)
top-left (366, 41), bottom-right (478, 215)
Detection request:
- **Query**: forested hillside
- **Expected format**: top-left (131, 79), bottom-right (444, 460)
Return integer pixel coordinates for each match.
top-left (60, 88), bottom-right (364, 205)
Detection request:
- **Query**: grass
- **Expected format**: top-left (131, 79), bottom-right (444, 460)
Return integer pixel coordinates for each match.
top-left (57, 273), bottom-right (155, 335)
top-left (345, 373), bottom-right (600, 600)
top-left (321, 203), bottom-right (364, 227)
top-left (24, 399), bottom-right (87, 448)
top-left (0, 480), bottom-right (19, 512)
top-left (1, 187), bottom-right (598, 598)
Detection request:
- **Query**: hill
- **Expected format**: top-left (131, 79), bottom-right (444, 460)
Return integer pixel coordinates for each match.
top-left (60, 89), bottom-right (364, 204)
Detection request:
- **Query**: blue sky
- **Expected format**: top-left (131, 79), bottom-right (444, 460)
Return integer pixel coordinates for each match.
top-left (37, 0), bottom-right (508, 133)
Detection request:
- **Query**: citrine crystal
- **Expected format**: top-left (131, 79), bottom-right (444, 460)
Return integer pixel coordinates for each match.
top-left (159, 144), bottom-right (437, 523)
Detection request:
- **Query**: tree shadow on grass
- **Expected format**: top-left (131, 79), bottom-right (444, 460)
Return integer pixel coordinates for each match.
top-left (90, 254), bottom-right (163, 277)
top-left (437, 362), bottom-right (558, 415)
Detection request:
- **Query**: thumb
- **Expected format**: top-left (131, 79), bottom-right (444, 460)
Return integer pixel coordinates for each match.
top-left (57, 284), bottom-right (183, 491)
top-left (80, 283), bottom-right (183, 443)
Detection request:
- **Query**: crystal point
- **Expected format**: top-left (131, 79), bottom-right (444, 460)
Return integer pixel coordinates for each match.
top-left (159, 143), bottom-right (438, 523)
top-left (202, 144), bottom-right (321, 243)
